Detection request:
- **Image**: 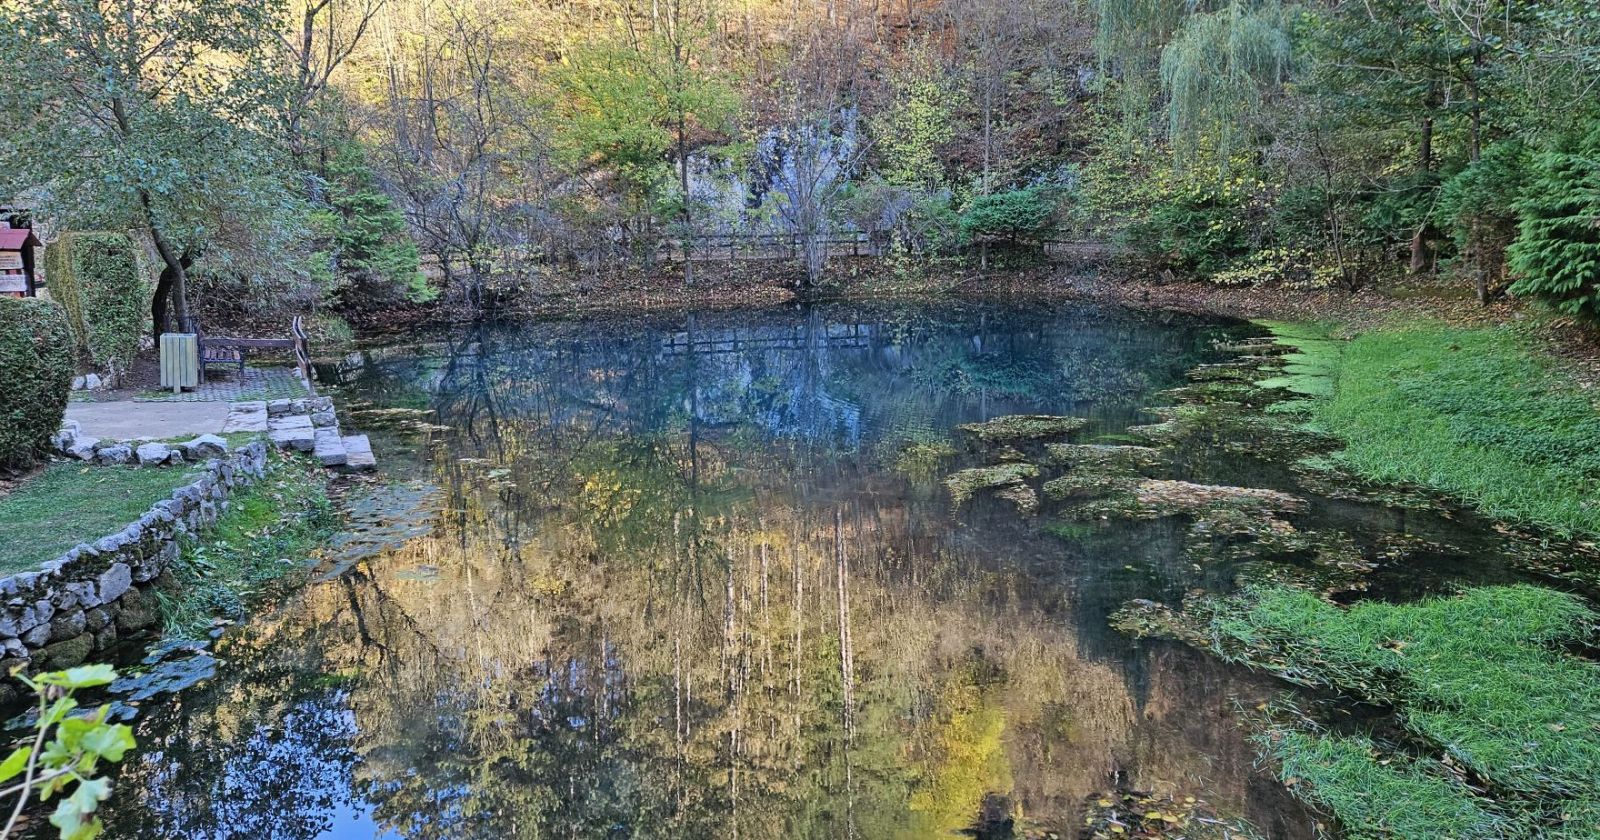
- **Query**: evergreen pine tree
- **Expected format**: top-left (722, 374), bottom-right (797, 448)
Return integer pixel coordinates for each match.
top-left (1507, 125), bottom-right (1600, 315)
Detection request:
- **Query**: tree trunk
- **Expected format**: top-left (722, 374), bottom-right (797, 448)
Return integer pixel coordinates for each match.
top-left (679, 109), bottom-right (694, 288)
top-left (1409, 116), bottom-right (1434, 275)
top-left (148, 226), bottom-right (191, 337)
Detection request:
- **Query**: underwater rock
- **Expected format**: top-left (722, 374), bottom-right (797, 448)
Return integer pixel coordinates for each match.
top-left (945, 463), bottom-right (1039, 506)
top-left (993, 483), bottom-right (1039, 515)
top-left (1077, 479), bottom-right (1304, 521)
top-left (111, 651), bottom-right (218, 702)
top-left (1291, 457), bottom-right (1452, 513)
top-left (1077, 787), bottom-right (1259, 840)
top-left (1043, 443), bottom-right (1164, 473)
top-left (957, 414), bottom-right (1088, 443)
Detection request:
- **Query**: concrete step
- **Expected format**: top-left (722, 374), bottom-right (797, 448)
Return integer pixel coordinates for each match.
top-left (342, 435), bottom-right (376, 470)
top-left (269, 427), bottom-right (315, 452)
top-left (313, 428), bottom-right (348, 466)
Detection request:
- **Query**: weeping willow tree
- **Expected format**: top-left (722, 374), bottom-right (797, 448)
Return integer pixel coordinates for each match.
top-left (1159, 0), bottom-right (1293, 164)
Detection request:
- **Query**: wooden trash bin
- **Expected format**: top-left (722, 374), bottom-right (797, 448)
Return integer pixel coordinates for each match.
top-left (160, 333), bottom-right (200, 392)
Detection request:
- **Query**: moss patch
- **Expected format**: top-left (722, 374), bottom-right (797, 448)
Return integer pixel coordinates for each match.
top-left (0, 463), bottom-right (200, 574)
top-left (944, 462), bottom-right (1039, 507)
top-left (957, 414), bottom-right (1088, 443)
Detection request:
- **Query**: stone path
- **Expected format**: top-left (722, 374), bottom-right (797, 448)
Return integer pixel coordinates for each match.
top-left (65, 401), bottom-right (231, 442)
top-left (223, 398), bottom-right (376, 470)
top-left (134, 366), bottom-right (310, 403)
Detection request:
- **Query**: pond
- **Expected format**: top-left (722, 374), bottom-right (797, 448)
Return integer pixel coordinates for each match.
top-left (84, 301), bottom-right (1535, 839)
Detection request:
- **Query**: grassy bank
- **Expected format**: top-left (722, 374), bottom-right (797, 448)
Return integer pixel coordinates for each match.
top-left (1278, 320), bottom-right (1600, 537)
top-left (1197, 585), bottom-right (1600, 838)
top-left (158, 454), bottom-right (336, 637)
top-left (0, 463), bottom-right (200, 574)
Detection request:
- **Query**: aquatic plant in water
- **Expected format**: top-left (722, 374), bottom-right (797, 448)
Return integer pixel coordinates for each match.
top-left (956, 414), bottom-right (1088, 443)
top-left (944, 463), bottom-right (1040, 508)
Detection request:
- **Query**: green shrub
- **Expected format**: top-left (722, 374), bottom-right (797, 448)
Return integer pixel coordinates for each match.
top-left (958, 186), bottom-right (1058, 245)
top-left (1507, 124), bottom-right (1600, 315)
top-left (44, 232), bottom-right (151, 379)
top-left (0, 298), bottom-right (73, 470)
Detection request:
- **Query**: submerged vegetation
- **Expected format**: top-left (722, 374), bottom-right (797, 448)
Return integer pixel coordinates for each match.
top-left (1101, 316), bottom-right (1600, 837)
top-left (157, 456), bottom-right (336, 638)
top-left (956, 415), bottom-right (1089, 443)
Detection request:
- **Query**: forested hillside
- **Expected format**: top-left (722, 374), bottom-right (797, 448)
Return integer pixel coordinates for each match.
top-left (2, 0), bottom-right (1597, 323)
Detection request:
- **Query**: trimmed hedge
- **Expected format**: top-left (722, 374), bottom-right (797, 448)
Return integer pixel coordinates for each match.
top-left (44, 232), bottom-right (150, 380)
top-left (0, 298), bottom-right (73, 471)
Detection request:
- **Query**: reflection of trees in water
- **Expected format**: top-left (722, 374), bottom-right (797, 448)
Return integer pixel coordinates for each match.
top-left (97, 304), bottom-right (1314, 839)
top-left (350, 303), bottom-right (1234, 462)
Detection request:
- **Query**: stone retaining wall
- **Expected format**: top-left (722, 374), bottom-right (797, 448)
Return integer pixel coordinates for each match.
top-left (0, 441), bottom-right (269, 679)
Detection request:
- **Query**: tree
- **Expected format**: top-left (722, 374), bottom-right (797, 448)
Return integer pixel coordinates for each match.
top-left (1506, 124), bottom-right (1600, 316)
top-left (0, 0), bottom-right (300, 337)
top-left (549, 0), bottom-right (736, 281)
top-left (273, 0), bottom-right (387, 164)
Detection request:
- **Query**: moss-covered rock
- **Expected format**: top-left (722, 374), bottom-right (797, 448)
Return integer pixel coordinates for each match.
top-left (945, 462), bottom-right (1039, 506)
top-left (0, 298), bottom-right (73, 470)
top-left (892, 438), bottom-right (957, 479)
top-left (993, 482), bottom-right (1039, 515)
top-left (1075, 478), bottom-right (1304, 521)
top-left (1042, 472), bottom-right (1136, 502)
top-left (1043, 443), bottom-right (1164, 473)
top-left (957, 414), bottom-right (1088, 443)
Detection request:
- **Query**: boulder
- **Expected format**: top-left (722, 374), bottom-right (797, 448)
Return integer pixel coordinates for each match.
top-left (47, 611), bottom-right (87, 643)
top-left (97, 563), bottom-right (133, 604)
top-left (95, 444), bottom-right (133, 465)
top-left (135, 442), bottom-right (173, 466)
top-left (114, 588), bottom-right (159, 633)
top-left (83, 372), bottom-right (102, 390)
top-left (38, 633), bottom-right (93, 669)
top-left (182, 434), bottom-right (230, 459)
top-left (67, 436), bottom-right (100, 460)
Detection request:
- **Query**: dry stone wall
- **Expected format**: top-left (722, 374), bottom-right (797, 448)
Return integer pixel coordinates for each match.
top-left (0, 441), bottom-right (269, 682)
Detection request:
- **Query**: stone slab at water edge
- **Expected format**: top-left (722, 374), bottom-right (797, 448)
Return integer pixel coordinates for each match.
top-left (0, 442), bottom-right (268, 686)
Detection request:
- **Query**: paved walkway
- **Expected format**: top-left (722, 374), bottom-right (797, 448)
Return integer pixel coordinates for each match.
top-left (133, 366), bottom-right (310, 403)
top-left (65, 401), bottom-right (231, 441)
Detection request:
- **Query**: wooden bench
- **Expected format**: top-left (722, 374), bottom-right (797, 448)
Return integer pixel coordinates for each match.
top-left (187, 316), bottom-right (314, 388)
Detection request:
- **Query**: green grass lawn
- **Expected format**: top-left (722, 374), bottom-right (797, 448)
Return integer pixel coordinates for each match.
top-left (0, 463), bottom-right (199, 574)
top-left (1287, 321), bottom-right (1600, 537)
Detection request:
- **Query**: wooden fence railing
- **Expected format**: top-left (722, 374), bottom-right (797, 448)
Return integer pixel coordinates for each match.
top-left (418, 233), bottom-right (1113, 278)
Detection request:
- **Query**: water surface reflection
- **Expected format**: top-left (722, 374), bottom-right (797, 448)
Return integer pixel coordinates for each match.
top-left (99, 303), bottom-right (1320, 839)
